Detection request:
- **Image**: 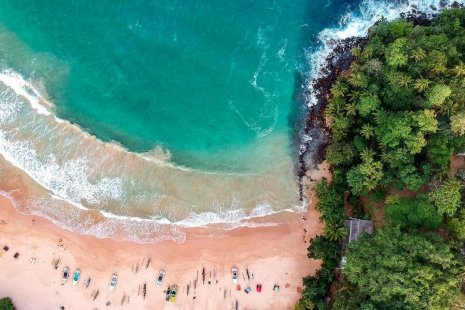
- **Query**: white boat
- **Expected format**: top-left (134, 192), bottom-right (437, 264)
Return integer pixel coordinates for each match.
top-left (109, 273), bottom-right (118, 290)
top-left (232, 267), bottom-right (238, 284)
top-left (61, 267), bottom-right (70, 285)
top-left (72, 268), bottom-right (81, 285)
top-left (156, 270), bottom-right (165, 286)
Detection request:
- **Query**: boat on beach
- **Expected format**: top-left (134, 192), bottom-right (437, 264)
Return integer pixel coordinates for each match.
top-left (109, 273), bottom-right (118, 290)
top-left (61, 267), bottom-right (70, 285)
top-left (165, 285), bottom-right (178, 302)
top-left (232, 267), bottom-right (238, 284)
top-left (72, 268), bottom-right (81, 285)
top-left (156, 270), bottom-right (165, 286)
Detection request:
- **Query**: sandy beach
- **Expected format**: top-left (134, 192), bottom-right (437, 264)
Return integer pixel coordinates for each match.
top-left (0, 160), bottom-right (329, 310)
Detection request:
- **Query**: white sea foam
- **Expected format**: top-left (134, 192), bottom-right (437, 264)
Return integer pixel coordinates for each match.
top-left (0, 70), bottom-right (52, 116)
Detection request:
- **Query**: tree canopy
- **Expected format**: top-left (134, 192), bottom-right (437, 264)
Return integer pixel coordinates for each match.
top-left (325, 8), bottom-right (465, 193)
top-left (0, 298), bottom-right (15, 310)
top-left (339, 229), bottom-right (462, 310)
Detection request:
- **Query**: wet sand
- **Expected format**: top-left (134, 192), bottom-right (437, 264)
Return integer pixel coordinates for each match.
top-left (0, 162), bottom-right (330, 310)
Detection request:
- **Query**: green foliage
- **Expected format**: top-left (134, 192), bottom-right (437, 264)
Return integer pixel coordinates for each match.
top-left (0, 298), bottom-right (15, 310)
top-left (429, 179), bottom-right (463, 216)
top-left (325, 142), bottom-right (356, 166)
top-left (323, 9), bottom-right (465, 195)
top-left (375, 112), bottom-right (408, 148)
top-left (386, 38), bottom-right (408, 67)
top-left (307, 235), bottom-right (341, 262)
top-left (301, 9), bottom-right (465, 310)
top-left (332, 288), bottom-right (374, 310)
top-left (385, 195), bottom-right (442, 229)
top-left (294, 298), bottom-right (315, 310)
top-left (426, 84), bottom-right (452, 108)
top-left (451, 111), bottom-right (465, 136)
top-left (301, 273), bottom-right (332, 310)
top-left (413, 109), bottom-right (438, 133)
top-left (323, 221), bottom-right (347, 242)
top-left (347, 151), bottom-right (383, 195)
top-left (341, 228), bottom-right (463, 309)
top-left (300, 181), bottom-right (345, 309)
top-left (428, 134), bottom-right (454, 166)
top-left (414, 78), bottom-right (429, 92)
top-left (358, 94), bottom-right (380, 117)
top-left (314, 180), bottom-right (345, 225)
top-left (447, 209), bottom-right (465, 241)
top-left (387, 19), bottom-right (413, 38)
top-left (398, 164), bottom-right (430, 191)
top-left (331, 116), bottom-right (351, 141)
top-left (347, 166), bottom-right (365, 196)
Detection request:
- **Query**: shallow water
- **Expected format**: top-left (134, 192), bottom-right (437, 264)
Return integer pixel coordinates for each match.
top-left (0, 0), bottom-right (459, 242)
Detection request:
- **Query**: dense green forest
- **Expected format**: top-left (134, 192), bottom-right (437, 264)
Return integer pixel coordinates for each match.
top-left (298, 8), bottom-right (465, 310)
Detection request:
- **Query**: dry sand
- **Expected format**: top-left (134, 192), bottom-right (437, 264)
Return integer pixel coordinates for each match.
top-left (0, 162), bottom-right (330, 310)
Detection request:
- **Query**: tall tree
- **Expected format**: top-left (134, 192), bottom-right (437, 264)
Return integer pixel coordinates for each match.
top-left (429, 179), bottom-right (463, 216)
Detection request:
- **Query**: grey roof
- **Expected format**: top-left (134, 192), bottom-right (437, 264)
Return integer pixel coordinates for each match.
top-left (346, 218), bottom-right (374, 244)
top-left (340, 218), bottom-right (374, 269)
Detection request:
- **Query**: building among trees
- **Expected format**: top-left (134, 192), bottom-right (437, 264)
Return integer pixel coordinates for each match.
top-left (341, 218), bottom-right (373, 268)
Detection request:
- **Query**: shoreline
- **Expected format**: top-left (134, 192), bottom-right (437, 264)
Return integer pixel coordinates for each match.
top-left (0, 162), bottom-right (330, 310)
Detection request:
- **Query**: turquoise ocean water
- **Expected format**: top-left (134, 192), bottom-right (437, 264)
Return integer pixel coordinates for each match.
top-left (0, 0), bottom-right (452, 242)
top-left (0, 0), bottom-right (352, 171)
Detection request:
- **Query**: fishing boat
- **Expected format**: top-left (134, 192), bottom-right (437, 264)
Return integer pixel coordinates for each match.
top-left (72, 268), bottom-right (81, 285)
top-left (61, 267), bottom-right (70, 285)
top-left (156, 270), bottom-right (165, 286)
top-left (168, 285), bottom-right (178, 302)
top-left (231, 267), bottom-right (238, 284)
top-left (109, 273), bottom-right (118, 290)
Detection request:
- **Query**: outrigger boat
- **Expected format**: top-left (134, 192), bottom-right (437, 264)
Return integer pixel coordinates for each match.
top-left (156, 270), bottom-right (165, 286)
top-left (109, 273), bottom-right (118, 290)
top-left (231, 267), bottom-right (238, 284)
top-left (72, 268), bottom-right (81, 285)
top-left (61, 267), bottom-right (70, 285)
top-left (165, 285), bottom-right (178, 302)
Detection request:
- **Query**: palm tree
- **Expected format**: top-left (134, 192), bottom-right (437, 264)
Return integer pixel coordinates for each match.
top-left (326, 96), bottom-right (347, 117)
top-left (364, 58), bottom-right (383, 75)
top-left (384, 195), bottom-right (401, 206)
top-left (452, 62), bottom-right (465, 77)
top-left (398, 74), bottom-right (412, 88)
top-left (331, 81), bottom-right (347, 98)
top-left (348, 71), bottom-right (366, 88)
top-left (324, 222), bottom-right (347, 242)
top-left (429, 51), bottom-right (447, 74)
top-left (410, 48), bottom-right (426, 62)
top-left (345, 103), bottom-right (357, 116)
top-left (361, 124), bottom-right (374, 140)
top-left (430, 64), bottom-right (446, 75)
top-left (414, 78), bottom-right (430, 93)
top-left (360, 148), bottom-right (376, 162)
